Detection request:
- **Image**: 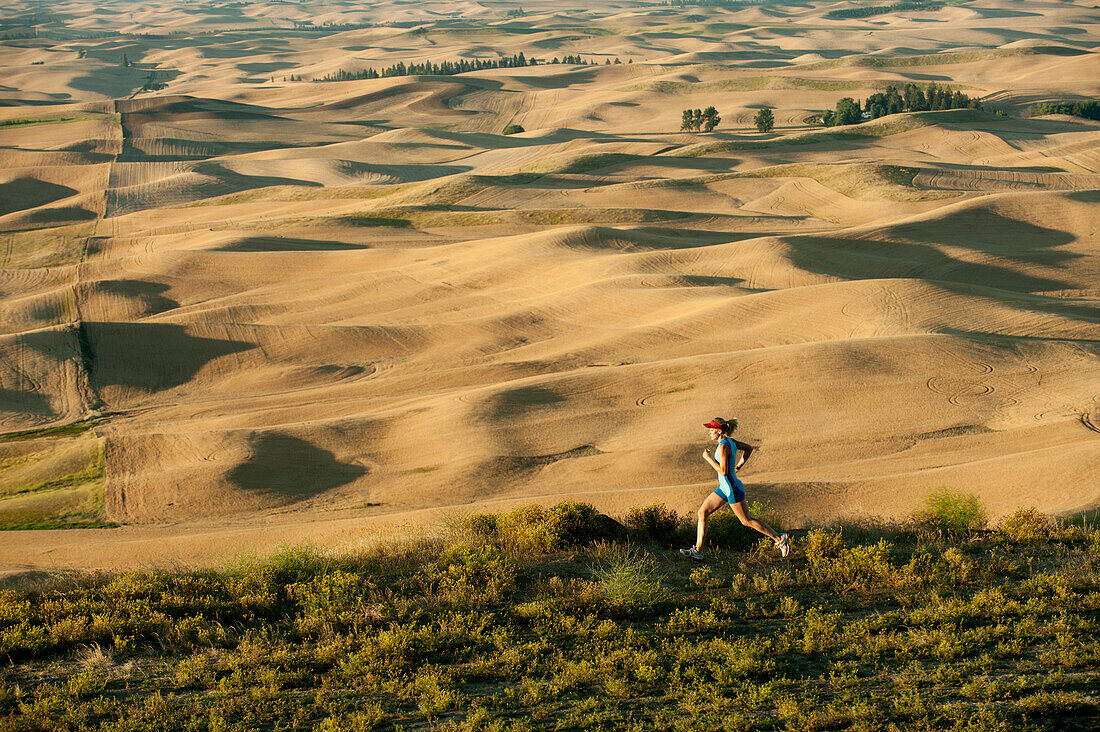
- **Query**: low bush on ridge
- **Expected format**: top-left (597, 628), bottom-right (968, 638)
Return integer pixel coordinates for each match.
top-left (917, 485), bottom-right (988, 532)
top-left (461, 500), bottom-right (623, 552)
top-left (624, 501), bottom-right (681, 543)
top-left (2, 498), bottom-right (1098, 730)
top-left (998, 506), bottom-right (1054, 542)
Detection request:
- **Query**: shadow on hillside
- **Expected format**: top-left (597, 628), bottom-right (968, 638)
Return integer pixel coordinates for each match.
top-left (79, 322), bottom-right (257, 393)
top-left (0, 178), bottom-right (78, 217)
top-left (887, 208), bottom-right (1079, 267)
top-left (213, 237), bottom-right (370, 252)
top-left (92, 280), bottom-right (180, 316)
top-left (0, 388), bottom-right (53, 418)
top-left (784, 206), bottom-right (1080, 296)
top-left (229, 432), bottom-right (367, 503)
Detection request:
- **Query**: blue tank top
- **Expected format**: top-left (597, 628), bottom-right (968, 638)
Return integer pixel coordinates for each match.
top-left (715, 437), bottom-right (737, 478)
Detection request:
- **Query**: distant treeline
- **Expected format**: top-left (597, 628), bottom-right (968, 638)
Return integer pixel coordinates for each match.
top-left (292, 21), bottom-right (374, 31)
top-left (316, 54), bottom-right (616, 82)
top-left (813, 82), bottom-right (978, 126)
top-left (659, 0), bottom-right (768, 6)
top-left (826, 2), bottom-right (942, 20)
top-left (1027, 100), bottom-right (1100, 120)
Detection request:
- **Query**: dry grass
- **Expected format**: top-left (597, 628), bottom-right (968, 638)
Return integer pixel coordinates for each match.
top-left (0, 501), bottom-right (1097, 730)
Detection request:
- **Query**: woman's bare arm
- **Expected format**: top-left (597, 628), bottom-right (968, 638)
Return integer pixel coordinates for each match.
top-left (703, 443), bottom-right (731, 475)
top-left (733, 440), bottom-right (755, 470)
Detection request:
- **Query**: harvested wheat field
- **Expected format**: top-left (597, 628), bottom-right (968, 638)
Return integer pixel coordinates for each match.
top-left (0, 0), bottom-right (1097, 575)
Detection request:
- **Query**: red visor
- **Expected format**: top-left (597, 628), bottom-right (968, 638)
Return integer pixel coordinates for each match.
top-left (703, 420), bottom-right (723, 429)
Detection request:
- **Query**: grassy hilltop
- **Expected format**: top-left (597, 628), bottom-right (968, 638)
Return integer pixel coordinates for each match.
top-left (2, 499), bottom-right (1099, 731)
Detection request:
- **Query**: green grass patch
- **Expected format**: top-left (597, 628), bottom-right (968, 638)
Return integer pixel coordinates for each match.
top-left (340, 212), bottom-right (417, 228)
top-left (0, 116), bottom-right (78, 129)
top-left (2, 454), bottom-right (104, 499)
top-left (338, 205), bottom-right (691, 229)
top-left (1, 222), bottom-right (98, 270)
top-left (0, 484), bottom-right (117, 530)
top-left (731, 161), bottom-right (959, 201)
top-left (673, 109), bottom-right (995, 158)
top-left (0, 416), bottom-right (103, 443)
top-left (856, 46), bottom-right (1086, 67)
top-left (798, 46), bottom-right (1087, 72)
top-left (0, 419), bottom-right (113, 530)
top-left (0, 112), bottom-right (116, 130)
top-left (545, 152), bottom-right (643, 174)
top-left (705, 22), bottom-right (750, 33)
top-left (673, 115), bottom-right (928, 157)
top-left (188, 184), bottom-right (406, 207)
top-left (624, 76), bottom-right (877, 94)
top-left (1, 499), bottom-right (1097, 728)
top-left (916, 486), bottom-right (988, 533)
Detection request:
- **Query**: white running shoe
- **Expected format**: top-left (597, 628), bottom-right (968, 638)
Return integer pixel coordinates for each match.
top-left (679, 547), bottom-right (704, 561)
top-left (775, 533), bottom-right (790, 558)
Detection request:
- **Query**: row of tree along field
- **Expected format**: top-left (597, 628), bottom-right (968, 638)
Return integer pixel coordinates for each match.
top-left (680, 107), bottom-right (775, 133)
top-left (1027, 100), bottom-right (1100, 120)
top-left (810, 82), bottom-right (979, 126)
top-left (678, 82), bottom-right (973, 135)
top-left (317, 54), bottom-right (627, 82)
top-left (825, 1), bottom-right (942, 19)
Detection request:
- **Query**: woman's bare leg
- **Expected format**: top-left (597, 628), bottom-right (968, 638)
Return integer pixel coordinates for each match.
top-left (695, 492), bottom-right (728, 550)
top-left (730, 500), bottom-right (781, 542)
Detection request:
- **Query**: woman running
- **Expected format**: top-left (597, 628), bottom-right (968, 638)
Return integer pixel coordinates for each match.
top-left (680, 417), bottom-right (789, 560)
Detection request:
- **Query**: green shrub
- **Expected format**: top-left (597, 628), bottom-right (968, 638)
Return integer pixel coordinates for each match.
top-left (593, 549), bottom-right (667, 609)
top-left (624, 502), bottom-right (681, 543)
top-left (689, 566), bottom-right (723, 589)
top-left (289, 569), bottom-right (374, 635)
top-left (317, 705), bottom-right (385, 731)
top-left (228, 545), bottom-right (333, 603)
top-left (545, 501), bottom-right (612, 547)
top-left (421, 544), bottom-right (517, 607)
top-left (804, 529), bottom-right (845, 563)
top-left (503, 123), bottom-right (525, 135)
top-left (804, 531), bottom-right (898, 592)
top-left (917, 487), bottom-right (987, 532)
top-left (997, 507), bottom-right (1052, 542)
top-left (494, 501), bottom-right (618, 553)
top-left (174, 653), bottom-right (216, 689)
top-left (497, 504), bottom-right (554, 552)
top-left (458, 512), bottom-right (498, 542)
top-left (67, 669), bottom-right (107, 698)
top-left (1014, 690), bottom-right (1090, 714)
top-left (705, 510), bottom-right (760, 551)
top-left (749, 499), bottom-right (785, 532)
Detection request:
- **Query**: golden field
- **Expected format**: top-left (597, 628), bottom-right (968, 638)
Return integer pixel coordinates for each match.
top-left (0, 0), bottom-right (1097, 573)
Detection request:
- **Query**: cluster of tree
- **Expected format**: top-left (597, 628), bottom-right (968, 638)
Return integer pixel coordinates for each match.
top-left (680, 107), bottom-right (721, 132)
top-left (826, 2), bottom-right (942, 20)
top-left (142, 70), bottom-right (167, 92)
top-left (814, 83), bottom-right (979, 126)
top-left (503, 124), bottom-right (525, 134)
top-left (504, 8), bottom-right (525, 17)
top-left (292, 21), bottom-right (375, 31)
top-left (553, 55), bottom-right (606, 65)
top-left (1028, 100), bottom-right (1100, 120)
top-left (754, 107), bottom-right (774, 133)
top-left (316, 54), bottom-right (613, 82)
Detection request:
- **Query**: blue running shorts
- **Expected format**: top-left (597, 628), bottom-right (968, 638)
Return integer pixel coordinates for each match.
top-left (715, 475), bottom-right (746, 504)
